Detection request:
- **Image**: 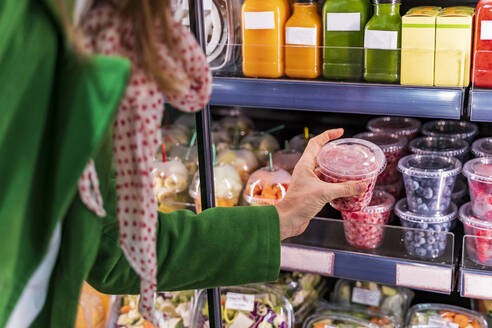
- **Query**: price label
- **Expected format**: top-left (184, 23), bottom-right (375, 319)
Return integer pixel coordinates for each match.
top-left (281, 245), bottom-right (334, 276)
top-left (396, 264), bottom-right (452, 292)
top-left (326, 13), bottom-right (361, 31)
top-left (225, 293), bottom-right (255, 312)
top-left (428, 317), bottom-right (459, 328)
top-left (244, 12), bottom-right (275, 30)
top-left (463, 273), bottom-right (492, 299)
top-left (481, 21), bottom-right (492, 40)
top-left (351, 287), bottom-right (381, 307)
top-left (364, 30), bottom-right (398, 50)
top-left (286, 27), bottom-right (317, 46)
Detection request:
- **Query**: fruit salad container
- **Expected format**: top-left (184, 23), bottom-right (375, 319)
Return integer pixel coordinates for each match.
top-left (316, 138), bottom-right (386, 212)
top-left (409, 136), bottom-right (470, 163)
top-left (422, 120), bottom-right (479, 143)
top-left (191, 285), bottom-right (294, 328)
top-left (406, 304), bottom-right (487, 328)
top-left (375, 179), bottom-right (405, 201)
top-left (354, 132), bottom-right (408, 185)
top-left (240, 132), bottom-right (281, 165)
top-left (189, 162), bottom-right (243, 213)
top-left (220, 115), bottom-right (255, 138)
top-left (395, 199), bottom-right (457, 260)
top-left (341, 191), bottom-right (395, 250)
top-left (212, 128), bottom-right (233, 154)
top-left (217, 148), bottom-right (259, 184)
top-left (272, 149), bottom-right (302, 175)
top-left (460, 202), bottom-right (492, 266)
top-left (152, 159), bottom-right (191, 213)
top-left (168, 144), bottom-right (199, 176)
top-left (244, 167), bottom-right (291, 206)
top-left (398, 154), bottom-right (462, 215)
top-left (472, 138), bottom-right (492, 158)
top-left (331, 280), bottom-right (413, 323)
top-left (463, 157), bottom-right (492, 220)
top-left (367, 117), bottom-right (421, 141)
top-left (289, 133), bottom-right (315, 153)
top-left (303, 313), bottom-right (377, 328)
top-left (314, 302), bottom-right (398, 328)
top-left (161, 125), bottom-right (190, 152)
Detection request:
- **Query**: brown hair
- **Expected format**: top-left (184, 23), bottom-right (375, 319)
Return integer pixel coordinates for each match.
top-left (57, 0), bottom-right (190, 96)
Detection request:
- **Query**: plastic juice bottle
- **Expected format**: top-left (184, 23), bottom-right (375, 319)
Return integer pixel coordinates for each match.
top-left (285, 0), bottom-right (322, 79)
top-left (364, 0), bottom-right (402, 83)
top-left (242, 0), bottom-right (290, 78)
top-left (474, 0), bottom-right (492, 87)
top-left (322, 0), bottom-right (371, 81)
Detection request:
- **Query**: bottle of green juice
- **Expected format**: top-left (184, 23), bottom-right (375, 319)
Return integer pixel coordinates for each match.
top-left (364, 0), bottom-right (402, 83)
top-left (322, 0), bottom-right (371, 81)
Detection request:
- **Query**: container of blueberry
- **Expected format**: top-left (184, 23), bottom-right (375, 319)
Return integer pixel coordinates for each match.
top-left (463, 157), bottom-right (492, 220)
top-left (398, 154), bottom-right (462, 215)
top-left (367, 117), bottom-right (421, 141)
top-left (409, 136), bottom-right (470, 163)
top-left (472, 137), bottom-right (492, 158)
top-left (395, 199), bottom-right (457, 259)
top-left (422, 120), bottom-right (479, 144)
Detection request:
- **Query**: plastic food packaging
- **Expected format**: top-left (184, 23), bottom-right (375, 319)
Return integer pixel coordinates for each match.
top-left (452, 176), bottom-right (469, 208)
top-left (191, 285), bottom-right (294, 328)
top-left (463, 157), bottom-right (492, 220)
top-left (341, 191), bottom-right (396, 249)
top-left (316, 138), bottom-right (386, 212)
top-left (398, 154), bottom-right (462, 215)
top-left (422, 120), bottom-right (479, 143)
top-left (161, 126), bottom-right (190, 152)
top-left (272, 149), bottom-right (302, 174)
top-left (395, 198), bottom-right (457, 259)
top-left (406, 304), bottom-right (487, 328)
top-left (472, 138), bottom-right (492, 158)
top-left (212, 128), bottom-right (233, 154)
top-left (367, 117), bottom-right (421, 141)
top-left (331, 280), bottom-right (413, 323)
top-left (303, 313), bottom-right (377, 328)
top-left (175, 113), bottom-right (196, 130)
top-left (189, 162), bottom-right (243, 212)
top-left (409, 136), bottom-right (470, 163)
top-left (354, 132), bottom-right (408, 185)
top-left (375, 179), bottom-right (405, 200)
top-left (240, 132), bottom-right (281, 165)
top-left (168, 145), bottom-right (199, 176)
top-left (460, 202), bottom-right (492, 266)
top-left (244, 167), bottom-right (291, 206)
top-left (220, 115), bottom-right (255, 138)
top-left (217, 148), bottom-right (259, 183)
top-left (110, 291), bottom-right (195, 328)
top-left (313, 302), bottom-right (398, 328)
top-left (152, 159), bottom-right (191, 213)
top-left (289, 133), bottom-right (315, 153)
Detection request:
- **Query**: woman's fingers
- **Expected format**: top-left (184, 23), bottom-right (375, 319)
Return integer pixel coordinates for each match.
top-left (296, 129), bottom-right (344, 171)
top-left (320, 181), bottom-right (366, 203)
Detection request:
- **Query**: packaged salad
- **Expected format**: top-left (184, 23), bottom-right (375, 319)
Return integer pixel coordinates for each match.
top-left (303, 313), bottom-right (377, 328)
top-left (406, 304), bottom-right (487, 328)
top-left (331, 280), bottom-right (413, 322)
top-left (314, 302), bottom-right (398, 328)
top-left (111, 291), bottom-right (195, 328)
top-left (191, 285), bottom-right (294, 328)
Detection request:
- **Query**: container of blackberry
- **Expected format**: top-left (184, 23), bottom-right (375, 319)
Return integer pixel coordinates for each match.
top-left (409, 136), bottom-right (470, 163)
top-left (422, 120), bottom-right (479, 144)
top-left (398, 154), bottom-right (462, 215)
top-left (395, 199), bottom-right (457, 259)
top-left (472, 137), bottom-right (492, 158)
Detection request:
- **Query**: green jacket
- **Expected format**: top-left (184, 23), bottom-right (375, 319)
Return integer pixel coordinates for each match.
top-left (0, 1), bottom-right (280, 326)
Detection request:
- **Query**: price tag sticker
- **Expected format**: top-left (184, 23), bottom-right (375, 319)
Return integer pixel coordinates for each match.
top-left (351, 287), bottom-right (381, 307)
top-left (428, 318), bottom-right (459, 328)
top-left (364, 30), bottom-right (398, 50)
top-left (396, 264), bottom-right (452, 292)
top-left (281, 245), bottom-right (334, 276)
top-left (225, 293), bottom-right (255, 312)
top-left (326, 13), bottom-right (361, 31)
top-left (244, 12), bottom-right (275, 30)
top-left (481, 21), bottom-right (492, 40)
top-left (463, 273), bottom-right (492, 299)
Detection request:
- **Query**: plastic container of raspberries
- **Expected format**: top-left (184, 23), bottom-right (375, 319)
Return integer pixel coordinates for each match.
top-left (463, 157), bottom-right (492, 220)
top-left (395, 199), bottom-right (457, 260)
top-left (398, 154), bottom-right (462, 215)
top-left (459, 202), bottom-right (492, 266)
top-left (354, 132), bottom-right (408, 185)
top-left (409, 136), bottom-right (470, 163)
top-left (244, 167), bottom-right (292, 206)
top-left (422, 120), bottom-right (479, 143)
top-left (316, 138), bottom-right (386, 212)
top-left (367, 117), bottom-right (421, 141)
top-left (472, 137), bottom-right (492, 158)
top-left (341, 191), bottom-right (396, 249)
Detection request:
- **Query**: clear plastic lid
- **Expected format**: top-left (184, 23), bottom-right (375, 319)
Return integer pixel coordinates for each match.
top-left (459, 202), bottom-right (492, 230)
top-left (212, 128), bottom-right (233, 154)
top-left (406, 304), bottom-right (487, 328)
top-left (395, 198), bottom-right (458, 224)
top-left (191, 285), bottom-right (294, 328)
top-left (463, 157), bottom-right (492, 183)
top-left (189, 162), bottom-right (243, 200)
top-left (317, 138), bottom-right (387, 179)
top-left (363, 191), bottom-right (396, 214)
top-left (244, 167), bottom-right (292, 205)
top-left (217, 148), bottom-right (259, 174)
top-left (354, 132), bottom-right (408, 153)
top-left (240, 132), bottom-right (281, 162)
top-left (220, 115), bottom-right (255, 137)
top-left (152, 160), bottom-right (189, 195)
top-left (367, 117), bottom-right (421, 137)
top-left (303, 313), bottom-right (377, 328)
top-left (409, 137), bottom-right (469, 158)
top-left (422, 120), bottom-right (479, 141)
top-left (452, 177), bottom-right (467, 200)
top-left (398, 154), bottom-right (462, 178)
top-left (314, 302), bottom-right (399, 328)
top-left (289, 133), bottom-right (315, 153)
top-left (161, 125), bottom-right (190, 148)
top-left (472, 137), bottom-right (492, 158)
top-left (272, 149), bottom-right (302, 173)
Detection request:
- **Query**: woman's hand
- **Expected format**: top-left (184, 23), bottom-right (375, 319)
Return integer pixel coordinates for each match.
top-left (275, 129), bottom-right (367, 240)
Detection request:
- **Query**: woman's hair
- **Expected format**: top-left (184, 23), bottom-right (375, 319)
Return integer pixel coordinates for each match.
top-left (57, 0), bottom-right (190, 96)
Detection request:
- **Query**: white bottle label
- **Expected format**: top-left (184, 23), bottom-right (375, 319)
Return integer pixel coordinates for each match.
top-left (351, 287), bottom-right (381, 307)
top-left (244, 11), bottom-right (275, 30)
top-left (364, 30), bottom-right (398, 50)
top-left (326, 13), bottom-right (361, 31)
top-left (225, 293), bottom-right (255, 312)
top-left (286, 27), bottom-right (317, 46)
top-left (481, 21), bottom-right (492, 40)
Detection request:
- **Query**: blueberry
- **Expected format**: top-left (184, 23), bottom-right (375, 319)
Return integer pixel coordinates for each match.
top-left (417, 204), bottom-right (428, 213)
top-left (430, 249), bottom-right (440, 258)
top-left (405, 231), bottom-right (413, 240)
top-left (427, 237), bottom-right (436, 244)
top-left (416, 198), bottom-right (423, 205)
top-left (412, 180), bottom-right (420, 190)
top-left (416, 248), bottom-right (427, 257)
top-left (423, 188), bottom-right (433, 199)
top-left (439, 241), bottom-right (447, 250)
top-left (420, 223), bottom-right (429, 229)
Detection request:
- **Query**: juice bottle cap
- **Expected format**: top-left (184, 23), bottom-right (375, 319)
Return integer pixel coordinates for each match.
top-left (373, 0), bottom-right (401, 4)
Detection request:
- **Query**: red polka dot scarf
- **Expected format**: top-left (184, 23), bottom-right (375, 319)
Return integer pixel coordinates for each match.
top-left (77, 3), bottom-right (212, 324)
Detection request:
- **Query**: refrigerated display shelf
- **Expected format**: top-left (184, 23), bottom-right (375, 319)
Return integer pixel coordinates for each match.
top-left (280, 218), bottom-right (456, 294)
top-left (211, 77), bottom-right (465, 119)
top-left (469, 89), bottom-right (492, 122)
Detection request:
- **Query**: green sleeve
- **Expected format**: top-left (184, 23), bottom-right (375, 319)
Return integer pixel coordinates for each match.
top-left (87, 205), bottom-right (281, 294)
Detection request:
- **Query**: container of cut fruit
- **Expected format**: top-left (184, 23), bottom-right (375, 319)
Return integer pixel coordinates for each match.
top-left (314, 302), bottom-right (398, 328)
top-left (405, 304), bottom-right (487, 328)
top-left (459, 202), bottom-right (492, 266)
top-left (463, 157), bottom-right (492, 221)
top-left (240, 129), bottom-right (281, 166)
top-left (152, 157), bottom-right (191, 213)
top-left (244, 161), bottom-right (292, 206)
top-left (303, 313), bottom-right (377, 328)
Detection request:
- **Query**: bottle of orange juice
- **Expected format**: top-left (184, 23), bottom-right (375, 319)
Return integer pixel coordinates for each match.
top-left (285, 0), bottom-right (322, 78)
top-left (242, 0), bottom-right (290, 78)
